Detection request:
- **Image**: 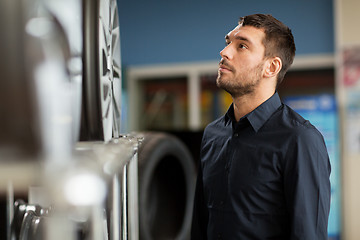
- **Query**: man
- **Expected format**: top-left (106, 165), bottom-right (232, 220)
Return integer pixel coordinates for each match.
top-left (191, 14), bottom-right (331, 239)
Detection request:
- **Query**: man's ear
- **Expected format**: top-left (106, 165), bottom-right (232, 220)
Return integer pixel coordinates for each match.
top-left (264, 57), bottom-right (282, 78)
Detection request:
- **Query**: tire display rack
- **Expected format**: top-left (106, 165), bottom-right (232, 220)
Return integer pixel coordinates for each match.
top-left (0, 0), bottom-right (196, 239)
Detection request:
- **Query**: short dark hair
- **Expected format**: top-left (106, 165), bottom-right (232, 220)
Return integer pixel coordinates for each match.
top-left (239, 14), bottom-right (296, 86)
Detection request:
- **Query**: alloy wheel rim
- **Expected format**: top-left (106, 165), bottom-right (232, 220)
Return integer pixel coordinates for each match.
top-left (99, 0), bottom-right (121, 141)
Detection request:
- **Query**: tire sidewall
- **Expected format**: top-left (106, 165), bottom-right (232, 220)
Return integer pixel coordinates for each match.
top-left (138, 132), bottom-right (195, 240)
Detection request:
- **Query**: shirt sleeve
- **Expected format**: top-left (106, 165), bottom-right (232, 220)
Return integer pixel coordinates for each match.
top-left (191, 160), bottom-right (208, 240)
top-left (284, 127), bottom-right (331, 240)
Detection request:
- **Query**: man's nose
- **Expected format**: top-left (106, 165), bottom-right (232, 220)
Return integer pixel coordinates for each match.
top-left (220, 45), bottom-right (232, 60)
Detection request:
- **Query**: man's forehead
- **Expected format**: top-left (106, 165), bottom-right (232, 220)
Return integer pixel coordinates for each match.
top-left (226, 25), bottom-right (265, 40)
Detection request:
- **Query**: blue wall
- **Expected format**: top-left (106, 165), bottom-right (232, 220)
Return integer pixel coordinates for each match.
top-left (118, 0), bottom-right (334, 66)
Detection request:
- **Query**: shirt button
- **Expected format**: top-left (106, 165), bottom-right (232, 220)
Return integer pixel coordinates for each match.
top-left (234, 133), bottom-right (239, 137)
top-left (220, 200), bottom-right (224, 205)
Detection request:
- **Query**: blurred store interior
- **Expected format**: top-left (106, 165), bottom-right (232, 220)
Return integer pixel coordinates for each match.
top-left (1, 0), bottom-right (360, 239)
top-left (118, 0), bottom-right (359, 239)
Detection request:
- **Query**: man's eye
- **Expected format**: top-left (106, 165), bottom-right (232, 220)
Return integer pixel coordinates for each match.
top-left (225, 41), bottom-right (230, 46)
top-left (239, 44), bottom-right (247, 49)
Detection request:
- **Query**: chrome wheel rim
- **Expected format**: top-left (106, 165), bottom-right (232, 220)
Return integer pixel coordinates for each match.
top-left (99, 0), bottom-right (121, 141)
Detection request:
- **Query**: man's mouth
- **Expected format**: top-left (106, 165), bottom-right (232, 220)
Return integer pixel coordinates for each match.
top-left (219, 64), bottom-right (232, 73)
top-left (219, 60), bottom-right (233, 72)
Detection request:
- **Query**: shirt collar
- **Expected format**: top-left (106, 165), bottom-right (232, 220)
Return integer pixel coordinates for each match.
top-left (225, 92), bottom-right (282, 132)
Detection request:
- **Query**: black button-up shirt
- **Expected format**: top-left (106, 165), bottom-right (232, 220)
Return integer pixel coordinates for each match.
top-left (191, 92), bottom-right (331, 240)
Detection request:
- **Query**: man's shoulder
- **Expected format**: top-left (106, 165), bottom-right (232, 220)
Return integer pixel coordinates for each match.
top-left (275, 104), bottom-right (323, 140)
top-left (274, 104), bottom-right (312, 127)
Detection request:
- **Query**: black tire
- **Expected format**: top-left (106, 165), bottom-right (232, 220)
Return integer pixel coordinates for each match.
top-left (138, 132), bottom-right (196, 240)
top-left (81, 0), bottom-right (121, 142)
top-left (81, 0), bottom-right (100, 141)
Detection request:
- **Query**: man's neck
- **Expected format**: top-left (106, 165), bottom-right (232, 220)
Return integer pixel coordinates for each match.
top-left (232, 90), bottom-right (275, 122)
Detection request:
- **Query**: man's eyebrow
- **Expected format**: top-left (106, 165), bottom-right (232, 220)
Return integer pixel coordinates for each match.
top-left (225, 34), bottom-right (253, 45)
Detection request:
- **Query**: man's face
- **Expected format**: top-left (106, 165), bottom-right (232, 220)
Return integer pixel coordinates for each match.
top-left (216, 25), bottom-right (267, 97)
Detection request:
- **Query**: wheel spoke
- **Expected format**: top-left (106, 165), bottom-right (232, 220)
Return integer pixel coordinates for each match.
top-left (112, 77), bottom-right (121, 114)
top-left (101, 18), bottom-right (110, 51)
top-left (113, 64), bottom-right (121, 79)
top-left (100, 0), bottom-right (110, 31)
top-left (110, 0), bottom-right (118, 30)
top-left (112, 76), bottom-right (121, 137)
top-left (99, 22), bottom-right (109, 77)
top-left (111, 26), bottom-right (119, 51)
top-left (101, 75), bottom-right (112, 139)
top-left (101, 75), bottom-right (111, 103)
top-left (112, 27), bottom-right (121, 68)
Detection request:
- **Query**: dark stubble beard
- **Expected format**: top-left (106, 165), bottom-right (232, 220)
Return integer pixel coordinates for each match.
top-left (216, 60), bottom-right (264, 98)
